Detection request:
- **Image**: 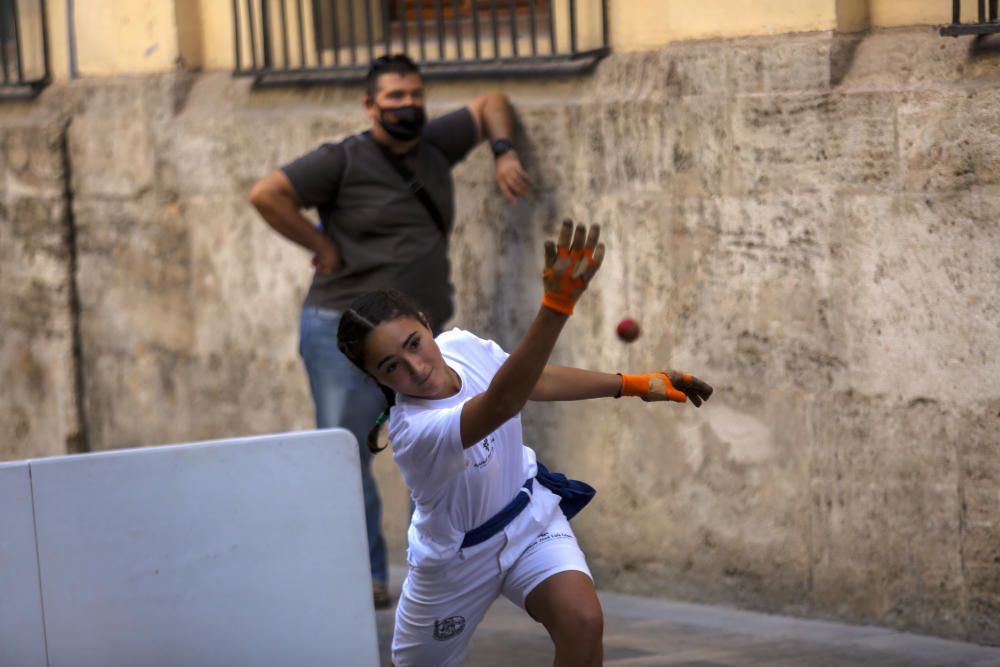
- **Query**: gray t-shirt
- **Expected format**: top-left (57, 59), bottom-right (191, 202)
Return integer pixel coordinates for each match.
top-left (281, 108), bottom-right (478, 327)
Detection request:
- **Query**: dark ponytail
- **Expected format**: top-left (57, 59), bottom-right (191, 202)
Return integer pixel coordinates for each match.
top-left (337, 289), bottom-right (432, 453)
top-left (367, 383), bottom-right (396, 453)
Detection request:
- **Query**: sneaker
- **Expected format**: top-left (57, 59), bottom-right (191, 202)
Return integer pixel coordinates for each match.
top-left (373, 582), bottom-right (391, 610)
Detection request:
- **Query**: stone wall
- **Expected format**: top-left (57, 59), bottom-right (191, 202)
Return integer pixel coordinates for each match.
top-left (65, 74), bottom-right (318, 450)
top-left (1, 27), bottom-right (997, 643)
top-left (0, 109), bottom-right (80, 461)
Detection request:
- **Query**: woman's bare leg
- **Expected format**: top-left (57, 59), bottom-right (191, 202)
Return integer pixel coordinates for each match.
top-left (525, 570), bottom-right (603, 667)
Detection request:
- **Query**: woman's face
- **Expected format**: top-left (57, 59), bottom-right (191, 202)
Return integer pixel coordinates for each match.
top-left (363, 317), bottom-right (458, 399)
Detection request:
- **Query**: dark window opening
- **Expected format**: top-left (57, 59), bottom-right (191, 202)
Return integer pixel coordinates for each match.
top-left (233, 0), bottom-right (608, 86)
top-left (0, 0), bottom-right (50, 98)
top-left (941, 0), bottom-right (1000, 36)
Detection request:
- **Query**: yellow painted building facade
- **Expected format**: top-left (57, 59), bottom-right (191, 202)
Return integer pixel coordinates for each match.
top-left (26, 0), bottom-right (984, 82)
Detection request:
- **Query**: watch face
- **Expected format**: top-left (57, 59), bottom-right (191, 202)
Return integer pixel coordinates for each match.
top-left (491, 139), bottom-right (512, 156)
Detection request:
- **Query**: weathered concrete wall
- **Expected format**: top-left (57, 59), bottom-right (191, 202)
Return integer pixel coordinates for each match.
top-left (2, 27), bottom-right (998, 643)
top-left (65, 74), bottom-right (316, 450)
top-left (0, 109), bottom-right (80, 460)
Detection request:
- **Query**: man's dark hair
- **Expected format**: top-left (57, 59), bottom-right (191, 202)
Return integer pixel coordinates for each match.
top-left (365, 54), bottom-right (421, 99)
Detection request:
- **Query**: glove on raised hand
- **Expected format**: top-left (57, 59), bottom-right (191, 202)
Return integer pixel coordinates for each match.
top-left (541, 220), bottom-right (604, 316)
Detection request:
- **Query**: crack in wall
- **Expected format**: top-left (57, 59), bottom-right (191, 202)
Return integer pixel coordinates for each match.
top-left (60, 120), bottom-right (90, 455)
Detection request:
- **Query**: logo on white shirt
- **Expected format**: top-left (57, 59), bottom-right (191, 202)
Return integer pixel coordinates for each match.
top-left (468, 434), bottom-right (496, 470)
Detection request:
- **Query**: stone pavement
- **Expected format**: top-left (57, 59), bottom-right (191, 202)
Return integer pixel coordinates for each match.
top-left (376, 566), bottom-right (1000, 667)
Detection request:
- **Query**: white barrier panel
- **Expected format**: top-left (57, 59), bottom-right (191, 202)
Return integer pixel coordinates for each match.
top-left (0, 462), bottom-right (48, 667)
top-left (9, 429), bottom-right (378, 667)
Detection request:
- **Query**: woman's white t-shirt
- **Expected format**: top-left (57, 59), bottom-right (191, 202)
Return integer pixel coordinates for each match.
top-left (388, 328), bottom-right (561, 568)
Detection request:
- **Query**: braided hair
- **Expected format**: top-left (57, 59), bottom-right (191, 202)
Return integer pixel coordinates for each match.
top-left (337, 289), bottom-right (432, 453)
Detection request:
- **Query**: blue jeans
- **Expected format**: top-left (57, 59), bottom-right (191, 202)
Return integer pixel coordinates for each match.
top-left (299, 306), bottom-right (388, 584)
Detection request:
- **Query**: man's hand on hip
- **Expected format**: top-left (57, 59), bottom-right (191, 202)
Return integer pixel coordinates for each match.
top-left (312, 240), bottom-right (342, 274)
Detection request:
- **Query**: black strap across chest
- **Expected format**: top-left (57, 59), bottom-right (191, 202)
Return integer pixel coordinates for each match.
top-left (364, 131), bottom-right (447, 238)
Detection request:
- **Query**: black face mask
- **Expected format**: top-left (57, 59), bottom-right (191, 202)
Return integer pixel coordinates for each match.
top-left (376, 104), bottom-right (426, 141)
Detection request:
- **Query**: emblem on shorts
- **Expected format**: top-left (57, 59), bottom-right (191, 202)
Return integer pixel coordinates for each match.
top-left (433, 615), bottom-right (466, 641)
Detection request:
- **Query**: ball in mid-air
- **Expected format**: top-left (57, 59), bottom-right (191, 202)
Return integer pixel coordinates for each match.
top-left (616, 317), bottom-right (640, 343)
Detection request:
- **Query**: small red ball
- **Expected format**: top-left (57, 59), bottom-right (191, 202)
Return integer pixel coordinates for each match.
top-left (616, 317), bottom-right (640, 343)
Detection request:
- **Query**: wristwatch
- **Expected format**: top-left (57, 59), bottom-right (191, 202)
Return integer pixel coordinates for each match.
top-left (490, 138), bottom-right (514, 158)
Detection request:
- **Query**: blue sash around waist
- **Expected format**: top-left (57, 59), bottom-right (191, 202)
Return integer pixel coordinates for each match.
top-left (460, 462), bottom-right (596, 549)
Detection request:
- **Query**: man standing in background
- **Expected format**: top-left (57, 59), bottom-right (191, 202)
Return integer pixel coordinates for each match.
top-left (249, 54), bottom-right (531, 608)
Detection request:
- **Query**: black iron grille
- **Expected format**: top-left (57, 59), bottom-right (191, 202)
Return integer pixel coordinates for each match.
top-left (232, 0), bottom-right (609, 86)
top-left (941, 0), bottom-right (1000, 36)
top-left (0, 0), bottom-right (50, 98)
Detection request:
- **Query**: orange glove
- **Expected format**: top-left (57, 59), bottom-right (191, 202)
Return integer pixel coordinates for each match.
top-left (541, 220), bottom-right (605, 315)
top-left (617, 371), bottom-right (714, 407)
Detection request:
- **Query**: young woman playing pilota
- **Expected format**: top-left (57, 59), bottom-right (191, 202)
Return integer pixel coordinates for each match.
top-left (336, 220), bottom-right (713, 667)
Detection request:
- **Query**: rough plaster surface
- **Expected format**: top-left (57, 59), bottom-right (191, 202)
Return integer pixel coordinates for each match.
top-left (0, 112), bottom-right (79, 460)
top-left (1, 28), bottom-right (998, 643)
top-left (65, 75), bottom-right (316, 449)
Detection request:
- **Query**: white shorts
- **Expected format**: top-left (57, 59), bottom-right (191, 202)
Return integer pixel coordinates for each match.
top-left (391, 510), bottom-right (591, 667)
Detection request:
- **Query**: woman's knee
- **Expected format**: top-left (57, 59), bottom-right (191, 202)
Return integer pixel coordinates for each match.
top-left (555, 596), bottom-right (603, 641)
top-left (528, 573), bottom-right (603, 643)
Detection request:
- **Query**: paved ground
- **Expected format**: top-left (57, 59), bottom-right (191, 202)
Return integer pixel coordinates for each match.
top-left (376, 565), bottom-right (1000, 667)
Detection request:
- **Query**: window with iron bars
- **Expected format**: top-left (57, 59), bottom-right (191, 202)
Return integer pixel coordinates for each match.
top-left (0, 0), bottom-right (50, 98)
top-left (941, 0), bottom-right (1000, 35)
top-left (232, 0), bottom-right (609, 86)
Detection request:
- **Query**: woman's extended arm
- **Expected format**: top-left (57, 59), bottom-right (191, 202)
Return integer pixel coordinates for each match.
top-left (530, 365), bottom-right (621, 401)
top-left (530, 365), bottom-right (714, 405)
top-left (458, 221), bottom-right (603, 448)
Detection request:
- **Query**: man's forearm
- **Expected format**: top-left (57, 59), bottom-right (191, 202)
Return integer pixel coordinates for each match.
top-left (249, 176), bottom-right (330, 254)
top-left (475, 92), bottom-right (531, 202)
top-left (255, 196), bottom-right (328, 253)
top-left (480, 92), bottom-right (516, 141)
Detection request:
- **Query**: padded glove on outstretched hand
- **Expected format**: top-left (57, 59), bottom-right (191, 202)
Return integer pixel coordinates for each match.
top-left (618, 371), bottom-right (714, 407)
top-left (541, 220), bottom-right (605, 316)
